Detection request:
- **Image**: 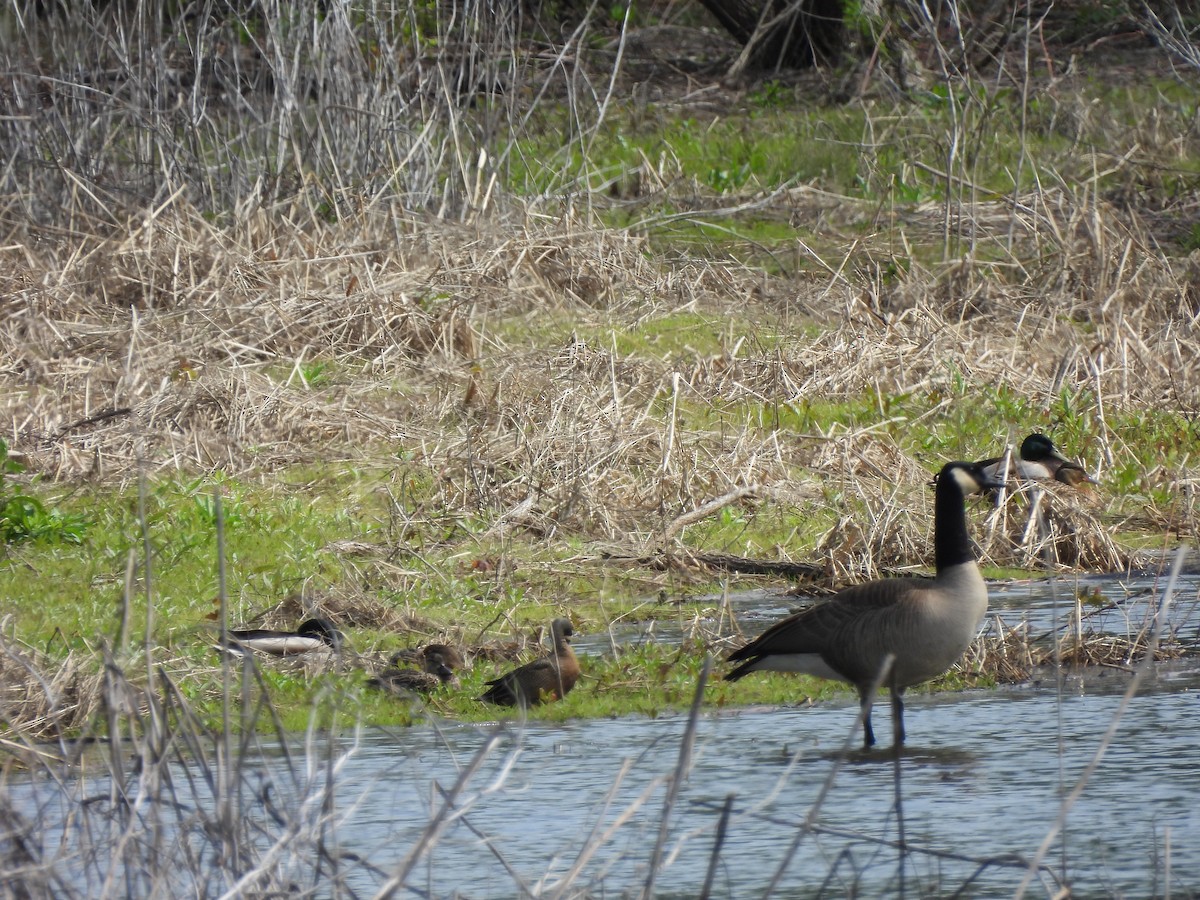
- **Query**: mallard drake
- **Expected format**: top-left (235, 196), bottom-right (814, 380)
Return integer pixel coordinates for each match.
top-left (979, 433), bottom-right (1096, 487)
top-left (725, 461), bottom-right (1001, 750)
top-left (222, 617), bottom-right (344, 657)
top-left (367, 645), bottom-right (460, 695)
top-left (480, 618), bottom-right (580, 708)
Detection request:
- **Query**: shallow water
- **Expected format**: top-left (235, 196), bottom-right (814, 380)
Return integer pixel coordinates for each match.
top-left (6, 665), bottom-right (1199, 898)
top-left (338, 676), bottom-right (1200, 898)
top-left (572, 569), bottom-right (1200, 657)
top-left (5, 570), bottom-right (1199, 898)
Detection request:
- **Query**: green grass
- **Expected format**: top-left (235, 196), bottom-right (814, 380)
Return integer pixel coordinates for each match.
top-left (1, 474), bottom-right (380, 651)
top-left (493, 309), bottom-right (794, 361)
top-left (679, 496), bottom-right (836, 557)
top-left (5, 39), bottom-right (1197, 732)
top-left (5, 378), bottom-right (1188, 658)
top-left (500, 74), bottom-right (1200, 279)
top-left (4, 385), bottom-right (1180, 735)
top-left (199, 641), bottom-right (997, 735)
top-left (0, 441), bottom-right (89, 545)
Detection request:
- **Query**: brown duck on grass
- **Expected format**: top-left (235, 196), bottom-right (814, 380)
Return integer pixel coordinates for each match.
top-left (725, 461), bottom-right (1002, 750)
top-left (978, 433), bottom-right (1096, 488)
top-left (385, 643), bottom-right (466, 677)
top-left (480, 618), bottom-right (580, 708)
top-left (367, 644), bottom-right (463, 696)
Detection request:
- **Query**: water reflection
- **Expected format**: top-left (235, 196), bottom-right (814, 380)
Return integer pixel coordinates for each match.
top-left (573, 570), bottom-right (1200, 657)
top-left (4, 570), bottom-right (1198, 898)
top-left (6, 675), bottom-right (1198, 897)
top-left (330, 680), bottom-right (1200, 897)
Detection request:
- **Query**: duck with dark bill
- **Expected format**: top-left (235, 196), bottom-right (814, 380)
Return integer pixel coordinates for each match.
top-left (480, 618), bottom-right (580, 708)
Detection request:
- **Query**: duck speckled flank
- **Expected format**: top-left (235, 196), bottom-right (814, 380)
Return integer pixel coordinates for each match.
top-left (367, 645), bottom-right (461, 696)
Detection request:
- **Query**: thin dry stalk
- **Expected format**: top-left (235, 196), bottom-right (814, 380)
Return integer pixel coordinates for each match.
top-left (641, 656), bottom-right (710, 898)
top-left (2, 646), bottom-right (374, 897)
top-left (0, 632), bottom-right (133, 745)
top-left (760, 654), bottom-right (898, 899)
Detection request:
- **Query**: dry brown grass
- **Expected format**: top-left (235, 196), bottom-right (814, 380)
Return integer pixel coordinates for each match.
top-left (2, 194), bottom-right (1197, 570)
top-left (3, 7), bottom-right (1199, 898)
top-left (2, 1), bottom-right (1198, 591)
top-left (0, 628), bottom-right (106, 747)
top-left (966, 609), bottom-right (1189, 685)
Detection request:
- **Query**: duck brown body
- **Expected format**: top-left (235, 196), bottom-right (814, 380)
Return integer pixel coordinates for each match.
top-left (480, 618), bottom-right (580, 707)
top-left (368, 644), bottom-right (463, 696)
top-left (386, 644), bottom-right (465, 676)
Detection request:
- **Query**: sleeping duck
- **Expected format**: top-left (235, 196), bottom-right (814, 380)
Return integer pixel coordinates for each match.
top-left (978, 433), bottom-right (1096, 488)
top-left (221, 617), bottom-right (344, 657)
top-left (367, 644), bottom-right (463, 696)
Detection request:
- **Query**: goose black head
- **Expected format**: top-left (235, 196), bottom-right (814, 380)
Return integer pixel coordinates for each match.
top-left (935, 460), bottom-right (1007, 495)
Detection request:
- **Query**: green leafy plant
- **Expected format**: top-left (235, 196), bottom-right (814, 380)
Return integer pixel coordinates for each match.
top-left (749, 80), bottom-right (788, 110)
top-left (0, 442), bottom-right (88, 544)
top-left (300, 360), bottom-right (332, 388)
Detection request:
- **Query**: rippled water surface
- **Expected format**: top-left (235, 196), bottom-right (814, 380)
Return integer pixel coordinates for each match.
top-left (572, 569), bottom-right (1200, 657)
top-left (8, 670), bottom-right (1199, 897)
top-left (341, 670), bottom-right (1200, 897)
top-left (324, 674), bottom-right (1198, 898)
top-left (6, 570), bottom-right (1200, 897)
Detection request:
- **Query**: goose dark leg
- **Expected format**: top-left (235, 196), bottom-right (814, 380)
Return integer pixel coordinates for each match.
top-left (891, 686), bottom-right (906, 747)
top-left (859, 691), bottom-right (877, 749)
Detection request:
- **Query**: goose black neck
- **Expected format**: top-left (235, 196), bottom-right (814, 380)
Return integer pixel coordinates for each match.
top-left (934, 470), bottom-right (976, 570)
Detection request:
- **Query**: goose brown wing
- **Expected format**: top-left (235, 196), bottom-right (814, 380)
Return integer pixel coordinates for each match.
top-left (520, 657), bottom-right (558, 676)
top-left (524, 653), bottom-right (579, 692)
top-left (482, 656), bottom-right (569, 705)
top-left (729, 578), bottom-right (926, 681)
top-left (818, 580), bottom-right (937, 685)
top-left (485, 656), bottom-right (553, 687)
top-left (724, 580), bottom-right (902, 657)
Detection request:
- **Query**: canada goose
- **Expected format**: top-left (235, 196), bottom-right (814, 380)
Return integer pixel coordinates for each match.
top-left (480, 618), bottom-right (580, 708)
top-left (725, 461), bottom-right (1001, 749)
top-left (979, 433), bottom-right (1095, 488)
top-left (222, 617), bottom-right (344, 657)
top-left (367, 646), bottom-right (459, 695)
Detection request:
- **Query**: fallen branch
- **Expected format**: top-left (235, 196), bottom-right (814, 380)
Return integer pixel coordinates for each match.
top-left (661, 485), bottom-right (759, 543)
top-left (601, 548), bottom-right (827, 581)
